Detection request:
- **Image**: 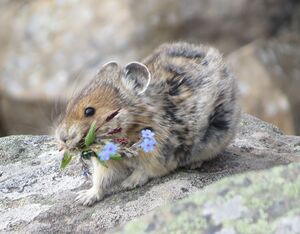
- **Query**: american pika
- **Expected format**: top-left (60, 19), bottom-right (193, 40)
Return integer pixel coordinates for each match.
top-left (56, 42), bottom-right (240, 206)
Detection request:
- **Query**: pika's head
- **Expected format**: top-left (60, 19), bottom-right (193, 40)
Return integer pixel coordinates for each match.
top-left (56, 61), bottom-right (151, 149)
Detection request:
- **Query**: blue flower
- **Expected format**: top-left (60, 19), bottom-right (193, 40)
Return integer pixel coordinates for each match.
top-left (98, 142), bottom-right (118, 161)
top-left (103, 142), bottom-right (118, 155)
top-left (98, 150), bottom-right (110, 161)
top-left (140, 138), bottom-right (156, 153)
top-left (141, 129), bottom-right (155, 139)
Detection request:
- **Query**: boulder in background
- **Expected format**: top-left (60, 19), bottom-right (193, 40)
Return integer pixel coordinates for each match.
top-left (227, 35), bottom-right (300, 135)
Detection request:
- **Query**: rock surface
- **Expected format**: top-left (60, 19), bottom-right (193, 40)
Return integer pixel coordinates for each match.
top-left (115, 163), bottom-right (300, 234)
top-left (0, 107), bottom-right (5, 137)
top-left (1, 114), bottom-right (300, 233)
top-left (0, 0), bottom-right (299, 135)
top-left (227, 35), bottom-right (300, 135)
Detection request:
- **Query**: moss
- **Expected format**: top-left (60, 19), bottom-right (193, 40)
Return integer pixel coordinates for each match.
top-left (121, 220), bottom-right (148, 233)
top-left (282, 182), bottom-right (300, 198)
top-left (234, 218), bottom-right (275, 234)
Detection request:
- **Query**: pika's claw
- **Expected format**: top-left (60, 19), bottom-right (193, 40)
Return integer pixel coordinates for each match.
top-left (75, 189), bottom-right (103, 206)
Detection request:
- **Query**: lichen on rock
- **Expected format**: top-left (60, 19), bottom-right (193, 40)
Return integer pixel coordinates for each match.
top-left (115, 163), bottom-right (300, 234)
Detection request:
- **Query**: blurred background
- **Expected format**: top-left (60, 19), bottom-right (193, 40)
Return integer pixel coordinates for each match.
top-left (0, 0), bottom-right (299, 137)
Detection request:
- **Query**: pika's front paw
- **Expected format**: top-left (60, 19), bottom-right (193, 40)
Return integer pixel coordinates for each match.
top-left (121, 170), bottom-right (149, 189)
top-left (75, 189), bottom-right (104, 206)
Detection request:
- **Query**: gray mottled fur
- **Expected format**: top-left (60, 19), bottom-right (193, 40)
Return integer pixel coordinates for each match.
top-left (58, 42), bottom-right (241, 206)
top-left (140, 43), bottom-right (240, 167)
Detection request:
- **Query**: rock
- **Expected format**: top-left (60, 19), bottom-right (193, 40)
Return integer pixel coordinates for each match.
top-left (0, 115), bottom-right (5, 137)
top-left (128, 0), bottom-right (298, 55)
top-left (1, 114), bottom-right (300, 233)
top-left (0, 0), bottom-right (298, 135)
top-left (0, 121), bottom-right (5, 137)
top-left (227, 35), bottom-right (300, 135)
top-left (290, 3), bottom-right (300, 35)
top-left (0, 107), bottom-right (5, 137)
top-left (0, 96), bottom-right (64, 136)
top-left (114, 163), bottom-right (300, 234)
top-left (0, 84), bottom-right (6, 137)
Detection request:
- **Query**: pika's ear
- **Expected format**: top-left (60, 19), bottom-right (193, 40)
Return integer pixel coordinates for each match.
top-left (98, 61), bottom-right (119, 74)
top-left (122, 62), bottom-right (151, 95)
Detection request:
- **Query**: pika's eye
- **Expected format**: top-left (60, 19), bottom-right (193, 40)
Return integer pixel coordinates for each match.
top-left (84, 107), bottom-right (95, 117)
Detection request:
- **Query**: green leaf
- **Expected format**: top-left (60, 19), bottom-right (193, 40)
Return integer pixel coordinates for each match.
top-left (110, 153), bottom-right (122, 160)
top-left (60, 152), bottom-right (73, 169)
top-left (84, 121), bottom-right (97, 147)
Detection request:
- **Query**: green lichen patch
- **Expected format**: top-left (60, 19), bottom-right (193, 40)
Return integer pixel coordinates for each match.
top-left (114, 163), bottom-right (300, 234)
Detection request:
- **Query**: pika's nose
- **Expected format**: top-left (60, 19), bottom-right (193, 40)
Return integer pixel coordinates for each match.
top-left (59, 131), bottom-right (77, 144)
top-left (59, 133), bottom-right (68, 143)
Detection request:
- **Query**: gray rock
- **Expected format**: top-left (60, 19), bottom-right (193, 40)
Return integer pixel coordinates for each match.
top-left (256, 35), bottom-right (300, 135)
top-left (1, 114), bottom-right (300, 233)
top-left (227, 34), bottom-right (300, 135)
top-left (0, 111), bottom-right (5, 137)
top-left (114, 163), bottom-right (300, 234)
top-left (0, 97), bottom-right (64, 136)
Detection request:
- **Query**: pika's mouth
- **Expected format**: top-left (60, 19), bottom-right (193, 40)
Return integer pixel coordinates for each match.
top-left (57, 134), bottom-right (85, 152)
top-left (58, 122), bottom-right (123, 152)
top-left (76, 138), bottom-right (86, 148)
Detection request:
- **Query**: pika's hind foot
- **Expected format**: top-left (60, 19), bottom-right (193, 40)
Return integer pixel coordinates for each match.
top-left (121, 169), bottom-right (149, 189)
top-left (75, 188), bottom-right (104, 206)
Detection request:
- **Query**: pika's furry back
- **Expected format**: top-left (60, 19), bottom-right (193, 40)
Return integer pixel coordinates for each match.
top-left (137, 43), bottom-right (240, 168)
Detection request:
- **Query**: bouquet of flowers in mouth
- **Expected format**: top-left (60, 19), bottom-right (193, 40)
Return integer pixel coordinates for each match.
top-left (60, 120), bottom-right (157, 172)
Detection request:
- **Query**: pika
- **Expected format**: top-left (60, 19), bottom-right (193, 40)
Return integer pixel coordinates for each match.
top-left (56, 42), bottom-right (240, 206)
